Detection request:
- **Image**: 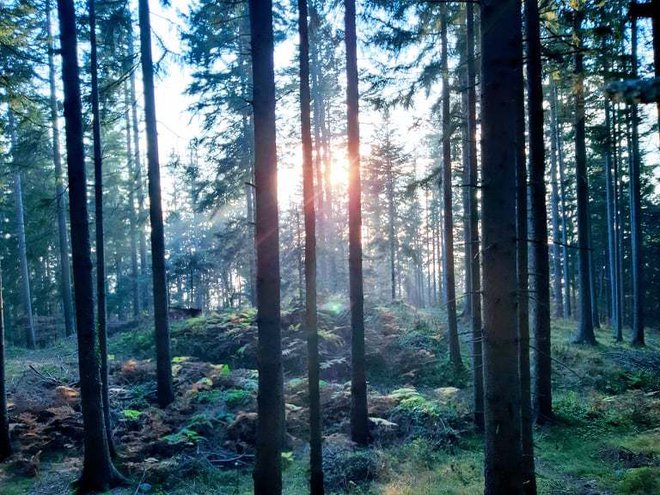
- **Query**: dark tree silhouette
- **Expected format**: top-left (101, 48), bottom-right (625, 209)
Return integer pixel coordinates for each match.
top-left (480, 0), bottom-right (524, 492)
top-left (47, 0), bottom-right (75, 337)
top-left (55, 0), bottom-right (124, 490)
top-left (440, 4), bottom-right (462, 372)
top-left (89, 0), bottom-right (114, 456)
top-left (137, 0), bottom-right (175, 406)
top-left (249, 0), bottom-right (284, 493)
top-left (572, 8), bottom-right (596, 345)
top-left (298, 0), bottom-right (324, 492)
top-left (345, 0), bottom-right (370, 446)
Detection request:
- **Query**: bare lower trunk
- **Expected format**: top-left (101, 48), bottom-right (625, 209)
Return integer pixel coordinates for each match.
top-left (465, 2), bottom-right (483, 430)
top-left (249, 0), bottom-right (284, 492)
top-left (89, 0), bottom-right (113, 455)
top-left (47, 0), bottom-right (75, 337)
top-left (138, 0), bottom-right (175, 406)
top-left (56, 0), bottom-right (124, 489)
top-left (299, 2), bottom-right (324, 490)
top-left (345, 0), bottom-right (369, 446)
top-left (629, 16), bottom-right (644, 346)
top-left (481, 0), bottom-right (524, 492)
top-left (0, 270), bottom-right (11, 460)
top-left (573, 9), bottom-right (596, 345)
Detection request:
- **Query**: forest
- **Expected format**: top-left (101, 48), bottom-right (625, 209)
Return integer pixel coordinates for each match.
top-left (0, 0), bottom-right (658, 493)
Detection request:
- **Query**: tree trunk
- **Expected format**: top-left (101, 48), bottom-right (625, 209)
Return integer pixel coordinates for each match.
top-left (517, 3), bottom-right (534, 490)
top-left (526, 0), bottom-right (552, 434)
top-left (345, 0), bottom-right (369, 446)
top-left (89, 0), bottom-right (114, 456)
top-left (124, 83), bottom-right (141, 318)
top-left (465, 1), bottom-right (483, 431)
top-left (573, 9), bottom-right (596, 345)
top-left (551, 81), bottom-right (573, 319)
top-left (480, 0), bottom-right (524, 492)
top-left (9, 112), bottom-right (36, 350)
top-left (629, 14), bottom-right (645, 346)
top-left (0, 269), bottom-right (11, 461)
top-left (249, 0), bottom-right (284, 492)
top-left (386, 140), bottom-right (396, 301)
top-left (47, 0), bottom-right (75, 337)
top-left (128, 26), bottom-right (148, 312)
top-left (441, 4), bottom-right (462, 372)
top-left (549, 83), bottom-right (564, 319)
top-left (461, 38), bottom-right (472, 319)
top-left (56, 0), bottom-right (124, 489)
top-left (138, 0), bottom-right (175, 406)
top-left (299, 2), bottom-right (324, 491)
top-left (604, 99), bottom-right (622, 341)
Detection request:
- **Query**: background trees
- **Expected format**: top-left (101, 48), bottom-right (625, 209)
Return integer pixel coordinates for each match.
top-left (0, 0), bottom-right (657, 493)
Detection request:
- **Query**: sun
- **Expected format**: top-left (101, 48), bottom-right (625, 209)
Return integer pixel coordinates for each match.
top-left (277, 145), bottom-right (349, 204)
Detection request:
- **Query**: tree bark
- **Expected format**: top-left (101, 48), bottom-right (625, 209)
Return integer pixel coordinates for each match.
top-left (137, 0), bottom-right (175, 406)
top-left (629, 14), bottom-right (645, 346)
top-left (124, 83), bottom-right (141, 318)
top-left (8, 111), bottom-right (36, 350)
top-left (550, 81), bottom-right (573, 320)
top-left (344, 0), bottom-right (370, 446)
top-left (549, 81), bottom-right (564, 319)
top-left (128, 26), bottom-right (148, 312)
top-left (480, 0), bottom-right (524, 492)
top-left (441, 4), bottom-right (462, 372)
top-left (249, 0), bottom-right (284, 492)
top-left (89, 0), bottom-right (114, 456)
top-left (47, 0), bottom-right (75, 337)
top-left (573, 9), bottom-right (596, 345)
top-left (0, 269), bottom-right (11, 461)
top-left (299, 2), bottom-right (324, 492)
top-left (526, 0), bottom-right (552, 435)
top-left (465, 1), bottom-right (483, 431)
top-left (55, 0), bottom-right (124, 490)
top-left (604, 99), bottom-right (622, 341)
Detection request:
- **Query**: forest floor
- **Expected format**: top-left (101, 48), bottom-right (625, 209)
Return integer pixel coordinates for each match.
top-left (0, 300), bottom-right (658, 495)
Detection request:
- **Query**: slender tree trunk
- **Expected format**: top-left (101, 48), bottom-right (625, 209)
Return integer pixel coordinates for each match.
top-left (56, 0), bottom-right (124, 489)
top-left (461, 41), bottom-right (472, 319)
top-left (517, 4), bottom-right (535, 490)
top-left (299, 2), bottom-right (323, 491)
top-left (605, 99), bottom-right (623, 341)
top-left (47, 0), bottom-right (75, 337)
top-left (441, 4), bottom-right (462, 372)
top-left (629, 14), bottom-right (645, 346)
top-left (614, 104), bottom-right (626, 332)
top-left (573, 9), bottom-right (596, 345)
top-left (124, 84), bottom-right (141, 318)
top-left (89, 0), bottom-right (114, 456)
top-left (551, 81), bottom-right (573, 319)
top-left (465, 1), bottom-right (483, 431)
top-left (128, 27), bottom-right (148, 311)
top-left (345, 0), bottom-right (369, 446)
top-left (309, 10), bottom-right (330, 291)
top-left (138, 0), bottom-right (175, 406)
top-left (549, 87), bottom-right (564, 318)
top-left (481, 0), bottom-right (524, 492)
top-left (526, 0), bottom-right (551, 435)
top-left (9, 113), bottom-right (36, 349)
top-left (386, 148), bottom-right (396, 301)
top-left (588, 223), bottom-right (600, 329)
top-left (249, 0), bottom-right (284, 492)
top-left (0, 269), bottom-right (11, 461)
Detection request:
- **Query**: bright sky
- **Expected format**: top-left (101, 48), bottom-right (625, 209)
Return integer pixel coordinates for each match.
top-left (145, 1), bottom-right (658, 205)
top-left (145, 0), bottom-right (428, 209)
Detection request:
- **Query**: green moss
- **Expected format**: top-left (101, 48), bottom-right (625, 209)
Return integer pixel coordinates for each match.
top-left (618, 467), bottom-right (660, 494)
